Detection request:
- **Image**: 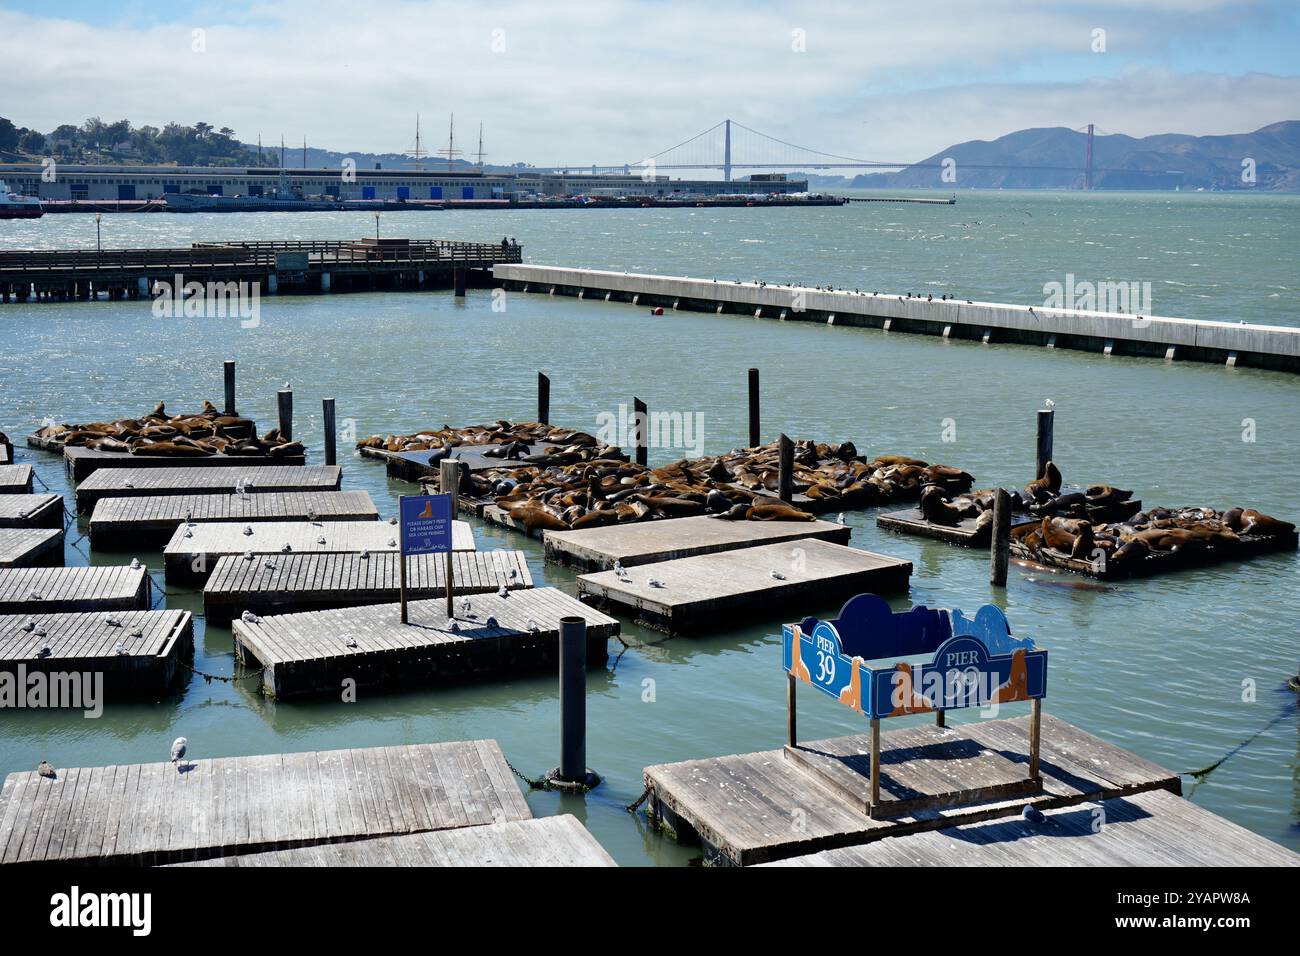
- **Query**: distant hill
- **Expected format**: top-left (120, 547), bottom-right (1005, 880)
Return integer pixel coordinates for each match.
top-left (794, 121), bottom-right (1300, 191)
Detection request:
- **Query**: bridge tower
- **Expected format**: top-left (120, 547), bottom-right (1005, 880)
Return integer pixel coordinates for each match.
top-left (1084, 123), bottom-right (1094, 190)
top-left (724, 118), bottom-right (732, 182)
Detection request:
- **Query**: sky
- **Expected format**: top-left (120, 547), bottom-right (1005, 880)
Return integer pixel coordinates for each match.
top-left (1, 0), bottom-right (1298, 165)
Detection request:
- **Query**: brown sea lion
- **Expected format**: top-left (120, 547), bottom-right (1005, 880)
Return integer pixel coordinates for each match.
top-left (919, 485), bottom-right (964, 526)
top-left (1024, 460), bottom-right (1063, 499)
top-left (1239, 509), bottom-right (1296, 537)
top-left (1039, 517), bottom-right (1076, 553)
top-left (132, 441), bottom-right (211, 457)
top-left (747, 501), bottom-right (815, 521)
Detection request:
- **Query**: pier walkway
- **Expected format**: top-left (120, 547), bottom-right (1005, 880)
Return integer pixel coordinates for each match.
top-left (495, 264), bottom-right (1300, 373)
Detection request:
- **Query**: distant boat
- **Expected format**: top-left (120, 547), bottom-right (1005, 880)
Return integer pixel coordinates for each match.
top-left (0, 180), bottom-right (43, 219)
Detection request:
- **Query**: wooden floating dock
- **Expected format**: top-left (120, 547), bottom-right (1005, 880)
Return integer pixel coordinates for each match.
top-left (877, 507), bottom-right (1029, 546)
top-left (232, 588), bottom-right (619, 699)
top-left (0, 528), bottom-right (64, 568)
top-left (88, 490), bottom-right (378, 550)
top-left (0, 465), bottom-right (33, 495)
top-left (496, 264), bottom-right (1300, 375)
top-left (0, 740), bottom-right (536, 866)
top-left (0, 494), bottom-right (63, 529)
top-left (173, 815), bottom-right (616, 867)
top-left (163, 518), bottom-right (475, 585)
top-left (644, 713), bottom-right (1182, 866)
top-left (363, 441), bottom-right (552, 483)
top-left (203, 549), bottom-right (534, 624)
top-left (74, 464), bottom-right (342, 513)
top-left (0, 565), bottom-right (151, 615)
top-left (543, 515), bottom-right (852, 571)
top-left (0, 609), bottom-right (193, 695)
top-left (1010, 529), bottom-right (1299, 579)
top-left (577, 538), bottom-right (911, 635)
top-left (762, 789), bottom-right (1299, 867)
top-left (62, 446), bottom-right (307, 483)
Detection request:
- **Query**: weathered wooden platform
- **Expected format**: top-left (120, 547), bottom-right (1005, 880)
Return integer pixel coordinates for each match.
top-left (644, 713), bottom-right (1183, 865)
top-left (173, 815), bottom-right (616, 867)
top-left (762, 789), bottom-right (1299, 867)
top-left (232, 588), bottom-right (619, 698)
top-left (0, 528), bottom-right (64, 568)
top-left (88, 490), bottom-right (378, 550)
top-left (543, 515), bottom-right (852, 572)
top-left (0, 465), bottom-right (33, 495)
top-left (0, 494), bottom-right (63, 529)
top-left (0, 740), bottom-right (531, 866)
top-left (877, 495), bottom-right (1143, 548)
top-left (203, 549), bottom-right (534, 624)
top-left (1012, 529), bottom-right (1299, 580)
top-left (0, 609), bottom-right (193, 694)
top-left (0, 565), bottom-right (150, 614)
top-left (0, 442), bottom-right (10, 466)
top-left (362, 442), bottom-right (550, 483)
top-left (74, 464), bottom-right (342, 513)
top-left (63, 445), bottom-right (307, 483)
top-left (577, 538), bottom-right (911, 635)
top-left (162, 518), bottom-right (475, 584)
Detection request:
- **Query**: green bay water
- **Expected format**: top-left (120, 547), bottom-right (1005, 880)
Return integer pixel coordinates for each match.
top-left (0, 189), bottom-right (1297, 864)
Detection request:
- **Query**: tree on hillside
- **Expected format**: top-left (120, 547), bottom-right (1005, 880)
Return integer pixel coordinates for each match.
top-left (0, 117), bottom-right (18, 152)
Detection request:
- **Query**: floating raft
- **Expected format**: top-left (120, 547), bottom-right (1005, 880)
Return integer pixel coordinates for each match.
top-left (0, 609), bottom-right (193, 695)
top-left (577, 539), bottom-right (911, 635)
top-left (0, 740), bottom-right (533, 866)
top-left (163, 518), bottom-right (475, 584)
top-left (232, 588), bottom-right (619, 698)
top-left (0, 493), bottom-right (63, 529)
top-left (1011, 530), bottom-right (1299, 580)
top-left (0, 565), bottom-right (150, 614)
top-left (877, 494), bottom-right (1142, 547)
top-left (62, 445), bottom-right (306, 483)
top-left (762, 789), bottom-right (1299, 867)
top-left (74, 464), bottom-right (342, 513)
top-left (362, 442), bottom-right (551, 483)
top-left (542, 515), bottom-right (852, 571)
top-left (174, 815), bottom-right (616, 867)
top-left (0, 528), bottom-right (64, 568)
top-left (0, 465), bottom-right (33, 495)
top-left (88, 490), bottom-right (378, 550)
top-left (203, 550), bottom-right (534, 624)
top-left (643, 713), bottom-right (1181, 865)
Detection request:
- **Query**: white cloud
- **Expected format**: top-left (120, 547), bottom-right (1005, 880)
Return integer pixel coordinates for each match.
top-left (0, 0), bottom-right (1292, 164)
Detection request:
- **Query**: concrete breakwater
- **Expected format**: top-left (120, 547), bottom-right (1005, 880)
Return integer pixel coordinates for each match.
top-left (493, 264), bottom-right (1300, 373)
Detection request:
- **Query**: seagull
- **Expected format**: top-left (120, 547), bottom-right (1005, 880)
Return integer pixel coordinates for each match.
top-left (388, 516), bottom-right (398, 525)
top-left (171, 737), bottom-right (187, 770)
top-left (836, 513), bottom-right (846, 525)
top-left (242, 550), bottom-right (254, 561)
top-left (263, 559), bottom-right (277, 570)
top-left (37, 760), bottom-right (56, 779)
top-left (1044, 399), bottom-right (1055, 409)
top-left (317, 536), bottom-right (327, 545)
top-left (485, 616), bottom-right (498, 628)
top-left (344, 636), bottom-right (358, 649)
top-left (280, 543), bottom-right (292, 553)
top-left (497, 584), bottom-right (509, 598)
top-left (359, 549), bottom-right (370, 560)
top-left (21, 617), bottom-right (35, 632)
top-left (387, 538), bottom-right (397, 548)
top-left (508, 568), bottom-right (518, 581)
top-left (240, 610), bottom-right (262, 625)
top-left (527, 619), bottom-right (540, 633)
top-left (647, 578), bottom-right (665, 588)
top-left (124, 479), bottom-right (134, 489)
top-left (183, 528), bottom-right (193, 538)
top-left (184, 510), bottom-right (192, 523)
top-left (1021, 804), bottom-right (1046, 824)
top-left (448, 620), bottom-right (460, 632)
top-left (460, 598), bottom-right (473, 615)
top-left (130, 558), bottom-right (142, 570)
top-left (113, 641), bottom-right (127, 655)
top-left (36, 641), bottom-right (51, 658)
top-left (129, 627), bottom-right (143, 640)
top-left (104, 615), bottom-right (121, 627)
top-left (29, 590), bottom-right (42, 601)
top-left (770, 569), bottom-right (786, 580)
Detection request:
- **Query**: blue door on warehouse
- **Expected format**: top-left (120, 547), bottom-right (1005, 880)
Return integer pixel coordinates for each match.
top-left (462, 186), bottom-right (474, 199)
top-left (117, 184), bottom-right (136, 200)
top-left (362, 186), bottom-right (376, 199)
top-left (429, 186), bottom-right (442, 199)
top-left (397, 186), bottom-right (410, 200)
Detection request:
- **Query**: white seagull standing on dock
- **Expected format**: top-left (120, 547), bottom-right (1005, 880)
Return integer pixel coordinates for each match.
top-left (1044, 399), bottom-right (1055, 409)
top-left (170, 737), bottom-right (187, 771)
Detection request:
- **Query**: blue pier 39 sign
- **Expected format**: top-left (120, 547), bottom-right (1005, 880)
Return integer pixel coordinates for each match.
top-left (399, 494), bottom-right (453, 555)
top-left (782, 594), bottom-right (1046, 719)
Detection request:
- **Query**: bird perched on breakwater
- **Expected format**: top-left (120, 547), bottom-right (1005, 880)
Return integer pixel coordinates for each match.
top-left (1021, 803), bottom-right (1046, 824)
top-left (37, 760), bottom-right (56, 779)
top-left (170, 737), bottom-right (187, 771)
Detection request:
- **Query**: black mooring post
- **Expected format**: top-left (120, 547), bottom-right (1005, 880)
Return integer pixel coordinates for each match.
top-left (277, 388), bottom-right (293, 441)
top-left (322, 398), bottom-right (337, 466)
top-left (538, 372), bottom-right (550, 426)
top-left (1036, 408), bottom-right (1055, 479)
top-left (545, 616), bottom-right (599, 790)
top-left (990, 487), bottom-right (1011, 586)
top-left (748, 368), bottom-right (760, 447)
top-left (778, 433), bottom-right (794, 502)
top-left (453, 267), bottom-right (467, 297)
top-left (223, 360), bottom-right (236, 415)
top-left (633, 397), bottom-right (648, 466)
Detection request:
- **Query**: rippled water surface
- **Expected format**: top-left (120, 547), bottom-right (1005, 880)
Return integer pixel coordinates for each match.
top-left (1, 190), bottom-right (1297, 864)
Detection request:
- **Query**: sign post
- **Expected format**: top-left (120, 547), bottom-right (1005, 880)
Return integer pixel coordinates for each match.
top-left (398, 492), bottom-right (454, 624)
top-left (439, 459), bottom-right (461, 618)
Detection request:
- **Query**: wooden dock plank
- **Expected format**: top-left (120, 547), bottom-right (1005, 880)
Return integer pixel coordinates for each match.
top-left (0, 465), bottom-right (33, 495)
top-left (88, 490), bottom-right (378, 550)
top-left (0, 740), bottom-right (531, 866)
top-left (173, 815), bottom-right (616, 867)
top-left (74, 464), bottom-right (342, 513)
top-left (63, 446), bottom-right (307, 483)
top-left (202, 549), bottom-right (533, 624)
top-left (763, 790), bottom-right (1299, 867)
top-left (644, 714), bottom-right (1183, 865)
top-left (543, 515), bottom-right (852, 571)
top-left (0, 565), bottom-right (150, 614)
top-left (0, 494), bottom-right (63, 530)
top-left (0, 609), bottom-right (192, 695)
top-left (231, 587), bottom-right (619, 698)
top-left (577, 538), bottom-right (911, 635)
top-left (0, 528), bottom-right (64, 568)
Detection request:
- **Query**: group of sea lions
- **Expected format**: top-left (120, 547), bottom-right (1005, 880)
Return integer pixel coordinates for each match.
top-left (1015, 505), bottom-right (1296, 570)
top-left (32, 402), bottom-right (303, 459)
top-left (357, 421), bottom-right (605, 456)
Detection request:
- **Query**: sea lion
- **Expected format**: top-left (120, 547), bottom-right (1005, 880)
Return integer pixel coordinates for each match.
top-left (1024, 461), bottom-right (1063, 499)
top-left (1039, 517), bottom-right (1076, 553)
top-left (268, 441), bottom-right (305, 458)
top-left (747, 501), bottom-right (814, 521)
top-left (132, 441), bottom-right (211, 457)
top-left (1239, 509), bottom-right (1295, 537)
top-left (919, 485), bottom-right (964, 526)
